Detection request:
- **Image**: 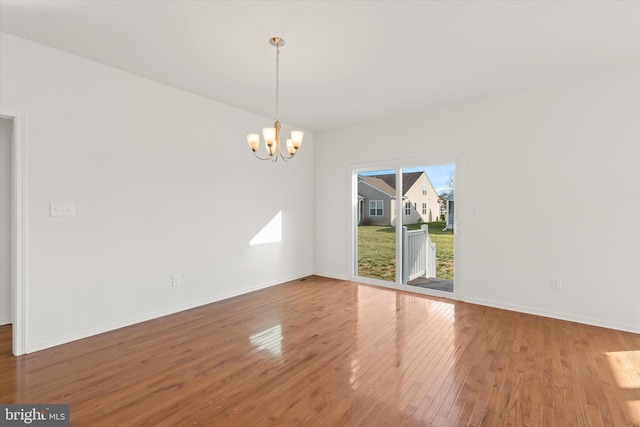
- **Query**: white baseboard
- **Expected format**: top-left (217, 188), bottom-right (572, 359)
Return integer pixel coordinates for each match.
top-left (312, 271), bottom-right (350, 281)
top-left (26, 273), bottom-right (311, 354)
top-left (465, 296), bottom-right (640, 335)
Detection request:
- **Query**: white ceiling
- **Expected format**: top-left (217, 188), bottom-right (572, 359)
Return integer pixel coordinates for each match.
top-left (1, 1), bottom-right (638, 132)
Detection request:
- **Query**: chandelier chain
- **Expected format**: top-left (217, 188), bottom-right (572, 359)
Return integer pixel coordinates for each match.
top-left (275, 44), bottom-right (280, 121)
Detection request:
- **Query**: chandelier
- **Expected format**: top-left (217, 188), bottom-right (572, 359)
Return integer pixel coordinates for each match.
top-left (247, 37), bottom-right (303, 161)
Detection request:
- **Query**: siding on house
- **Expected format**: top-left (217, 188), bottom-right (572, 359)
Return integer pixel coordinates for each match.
top-left (358, 172), bottom-right (440, 226)
top-left (358, 178), bottom-right (393, 225)
top-left (403, 173), bottom-right (440, 223)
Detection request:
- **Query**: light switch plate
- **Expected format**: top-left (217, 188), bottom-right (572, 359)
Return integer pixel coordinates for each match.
top-left (50, 202), bottom-right (75, 217)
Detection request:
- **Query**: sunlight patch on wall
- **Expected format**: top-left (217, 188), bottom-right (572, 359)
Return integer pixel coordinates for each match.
top-left (250, 211), bottom-right (282, 246)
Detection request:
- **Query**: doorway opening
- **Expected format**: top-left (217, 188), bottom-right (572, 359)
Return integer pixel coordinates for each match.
top-left (0, 118), bottom-right (12, 327)
top-left (353, 160), bottom-right (459, 300)
top-left (1, 112), bottom-right (26, 356)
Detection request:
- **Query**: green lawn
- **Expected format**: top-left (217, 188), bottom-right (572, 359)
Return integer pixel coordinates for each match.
top-left (357, 221), bottom-right (454, 282)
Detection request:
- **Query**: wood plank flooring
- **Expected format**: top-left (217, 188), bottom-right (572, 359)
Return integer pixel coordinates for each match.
top-left (1, 276), bottom-right (639, 426)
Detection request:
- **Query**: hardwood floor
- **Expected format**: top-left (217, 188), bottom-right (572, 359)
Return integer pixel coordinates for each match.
top-left (1, 276), bottom-right (639, 426)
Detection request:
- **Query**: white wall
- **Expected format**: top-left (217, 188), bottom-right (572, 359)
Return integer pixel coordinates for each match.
top-left (314, 68), bottom-right (640, 333)
top-left (0, 33), bottom-right (314, 352)
top-left (0, 117), bottom-right (11, 325)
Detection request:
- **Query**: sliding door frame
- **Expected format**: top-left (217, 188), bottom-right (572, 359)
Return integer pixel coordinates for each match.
top-left (349, 155), bottom-right (464, 301)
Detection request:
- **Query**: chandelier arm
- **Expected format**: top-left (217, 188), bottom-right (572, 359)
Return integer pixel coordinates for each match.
top-left (280, 151), bottom-right (294, 161)
top-left (253, 151), bottom-right (273, 161)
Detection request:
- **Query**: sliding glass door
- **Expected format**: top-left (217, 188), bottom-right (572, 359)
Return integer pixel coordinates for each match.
top-left (400, 166), bottom-right (454, 293)
top-left (354, 163), bottom-right (456, 297)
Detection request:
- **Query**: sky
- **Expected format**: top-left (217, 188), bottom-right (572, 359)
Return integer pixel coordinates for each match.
top-left (360, 163), bottom-right (455, 194)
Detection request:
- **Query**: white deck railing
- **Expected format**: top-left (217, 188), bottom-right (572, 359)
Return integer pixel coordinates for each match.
top-left (402, 225), bottom-right (436, 283)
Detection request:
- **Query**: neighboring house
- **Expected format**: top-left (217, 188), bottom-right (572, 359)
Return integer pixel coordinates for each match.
top-left (442, 191), bottom-right (455, 230)
top-left (358, 172), bottom-right (440, 226)
top-left (358, 176), bottom-right (396, 226)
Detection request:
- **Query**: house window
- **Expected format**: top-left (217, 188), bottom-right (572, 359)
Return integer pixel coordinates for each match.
top-left (369, 200), bottom-right (383, 216)
top-left (422, 184), bottom-right (427, 195)
top-left (405, 201), bottom-right (411, 215)
top-left (422, 203), bottom-right (427, 215)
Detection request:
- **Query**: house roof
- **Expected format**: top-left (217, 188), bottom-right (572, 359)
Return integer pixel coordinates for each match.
top-left (359, 176), bottom-right (396, 197)
top-left (363, 172), bottom-right (425, 197)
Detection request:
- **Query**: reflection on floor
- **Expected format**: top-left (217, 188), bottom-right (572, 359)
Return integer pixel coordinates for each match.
top-left (408, 277), bottom-right (453, 292)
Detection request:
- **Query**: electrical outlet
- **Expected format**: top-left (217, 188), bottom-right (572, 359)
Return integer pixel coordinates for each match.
top-left (172, 275), bottom-right (181, 287)
top-left (551, 278), bottom-right (562, 290)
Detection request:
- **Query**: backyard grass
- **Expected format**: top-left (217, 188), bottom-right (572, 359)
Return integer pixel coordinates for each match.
top-left (358, 221), bottom-right (454, 282)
